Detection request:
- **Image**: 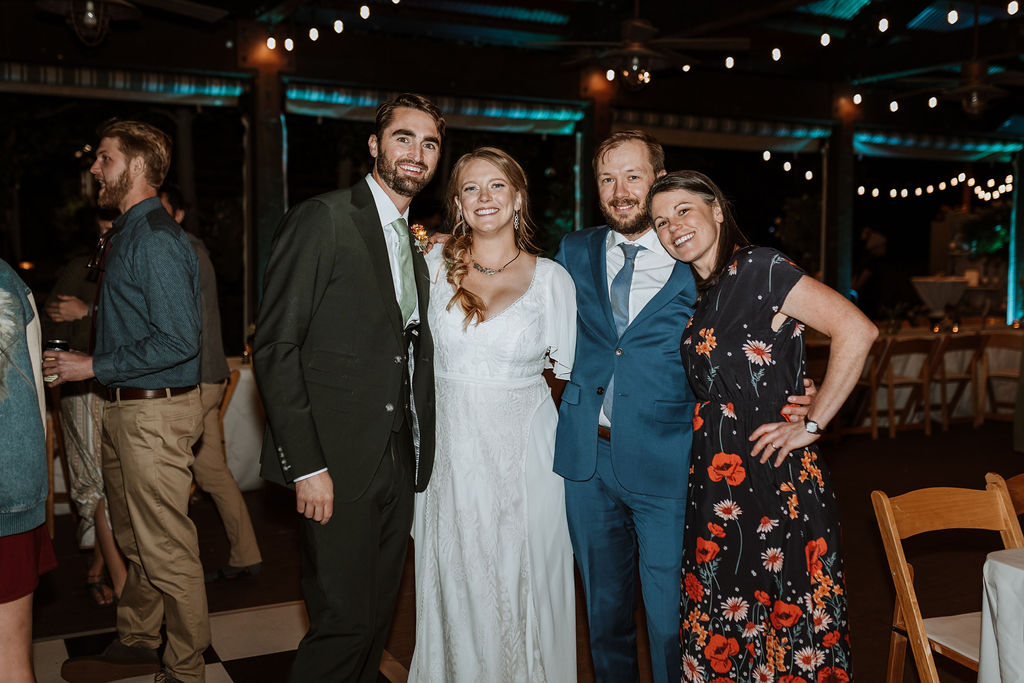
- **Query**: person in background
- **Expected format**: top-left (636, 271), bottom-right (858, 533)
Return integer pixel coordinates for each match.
top-left (648, 170), bottom-right (875, 680)
top-left (48, 119), bottom-right (206, 683)
top-left (159, 184), bottom-right (262, 582)
top-left (43, 207), bottom-right (128, 607)
top-left (1, 257), bottom-right (57, 683)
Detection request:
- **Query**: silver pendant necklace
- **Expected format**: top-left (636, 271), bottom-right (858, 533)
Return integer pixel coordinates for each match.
top-left (472, 248), bottom-right (521, 276)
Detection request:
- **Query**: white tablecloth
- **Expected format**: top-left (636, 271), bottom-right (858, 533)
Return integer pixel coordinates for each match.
top-left (979, 547), bottom-right (1024, 682)
top-left (222, 358), bottom-right (265, 492)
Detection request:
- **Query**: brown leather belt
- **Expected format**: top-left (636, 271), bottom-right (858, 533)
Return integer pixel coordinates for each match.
top-left (107, 386), bottom-right (196, 401)
top-left (598, 425), bottom-right (611, 441)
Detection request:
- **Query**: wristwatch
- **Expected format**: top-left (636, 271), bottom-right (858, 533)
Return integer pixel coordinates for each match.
top-left (805, 419), bottom-right (826, 435)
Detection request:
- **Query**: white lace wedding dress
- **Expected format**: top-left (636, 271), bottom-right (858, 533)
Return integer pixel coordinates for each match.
top-left (409, 250), bottom-right (577, 683)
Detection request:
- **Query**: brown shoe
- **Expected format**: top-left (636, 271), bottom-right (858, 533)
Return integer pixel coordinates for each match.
top-left (154, 669), bottom-right (184, 683)
top-left (60, 639), bottom-right (160, 683)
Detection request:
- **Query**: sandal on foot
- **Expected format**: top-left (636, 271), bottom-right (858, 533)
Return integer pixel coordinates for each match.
top-left (85, 574), bottom-right (114, 607)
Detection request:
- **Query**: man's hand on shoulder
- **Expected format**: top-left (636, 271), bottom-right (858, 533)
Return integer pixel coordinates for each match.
top-left (295, 471), bottom-right (334, 525)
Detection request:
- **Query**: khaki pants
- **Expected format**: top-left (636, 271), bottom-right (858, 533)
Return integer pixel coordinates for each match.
top-left (193, 381), bottom-right (261, 567)
top-left (102, 389), bottom-right (209, 683)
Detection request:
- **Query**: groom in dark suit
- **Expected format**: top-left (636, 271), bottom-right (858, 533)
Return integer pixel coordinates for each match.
top-left (254, 93), bottom-right (443, 682)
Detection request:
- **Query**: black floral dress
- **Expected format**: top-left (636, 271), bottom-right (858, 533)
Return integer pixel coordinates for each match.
top-left (679, 247), bottom-right (852, 683)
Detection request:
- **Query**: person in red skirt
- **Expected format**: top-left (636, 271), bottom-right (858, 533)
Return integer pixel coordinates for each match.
top-left (1, 257), bottom-right (57, 683)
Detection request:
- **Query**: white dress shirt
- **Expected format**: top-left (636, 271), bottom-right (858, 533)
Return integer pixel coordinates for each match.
top-left (599, 227), bottom-right (677, 427)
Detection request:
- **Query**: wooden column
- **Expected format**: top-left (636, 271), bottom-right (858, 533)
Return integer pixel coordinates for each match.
top-left (237, 20), bottom-right (290, 322)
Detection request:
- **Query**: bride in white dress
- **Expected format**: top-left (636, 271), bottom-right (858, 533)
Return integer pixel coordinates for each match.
top-left (409, 147), bottom-right (577, 682)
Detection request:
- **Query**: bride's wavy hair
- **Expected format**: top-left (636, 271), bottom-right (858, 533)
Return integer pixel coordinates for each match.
top-left (442, 147), bottom-right (541, 327)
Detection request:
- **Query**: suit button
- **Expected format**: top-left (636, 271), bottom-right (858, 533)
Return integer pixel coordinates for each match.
top-left (615, 348), bottom-right (624, 356)
top-left (394, 355), bottom-right (403, 364)
top-left (385, 403), bottom-right (395, 412)
top-left (596, 387), bottom-right (605, 395)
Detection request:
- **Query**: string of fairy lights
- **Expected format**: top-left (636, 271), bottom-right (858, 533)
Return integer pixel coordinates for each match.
top-left (264, 1), bottom-right (400, 51)
top-left (759, 151), bottom-right (1014, 203)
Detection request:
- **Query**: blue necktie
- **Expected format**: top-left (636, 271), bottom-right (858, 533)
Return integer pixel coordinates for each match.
top-left (604, 243), bottom-right (644, 421)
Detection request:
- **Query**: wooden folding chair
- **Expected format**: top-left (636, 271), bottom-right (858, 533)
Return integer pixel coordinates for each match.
top-left (930, 333), bottom-right (986, 431)
top-left (44, 385), bottom-right (76, 539)
top-left (871, 477), bottom-right (1024, 683)
top-left (839, 336), bottom-right (890, 440)
top-left (878, 336), bottom-right (941, 438)
top-left (987, 472), bottom-right (1024, 516)
top-left (978, 332), bottom-right (1024, 424)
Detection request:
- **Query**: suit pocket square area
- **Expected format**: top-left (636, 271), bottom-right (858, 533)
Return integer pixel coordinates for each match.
top-left (561, 382), bottom-right (581, 406)
top-left (654, 400), bottom-right (695, 424)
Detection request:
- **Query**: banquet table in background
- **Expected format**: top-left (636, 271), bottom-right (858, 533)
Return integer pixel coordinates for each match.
top-left (979, 547), bottom-right (1024, 682)
top-left (222, 357), bottom-right (265, 492)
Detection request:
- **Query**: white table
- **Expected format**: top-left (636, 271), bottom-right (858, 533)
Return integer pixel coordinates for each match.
top-left (979, 546), bottom-right (1024, 682)
top-left (222, 357), bottom-right (265, 492)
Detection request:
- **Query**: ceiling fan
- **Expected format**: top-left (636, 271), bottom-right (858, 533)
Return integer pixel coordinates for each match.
top-left (534, 0), bottom-right (750, 89)
top-left (37, 0), bottom-right (229, 45)
top-left (893, 0), bottom-right (1024, 116)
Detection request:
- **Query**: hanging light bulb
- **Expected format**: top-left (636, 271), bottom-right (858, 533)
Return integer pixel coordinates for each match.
top-left (890, 189), bottom-right (898, 198)
top-left (857, 185), bottom-right (866, 195)
top-left (988, 178), bottom-right (996, 187)
top-left (915, 187), bottom-right (923, 196)
top-left (284, 37), bottom-right (294, 51)
top-left (872, 188), bottom-right (880, 197)
top-left (1010, 1), bottom-right (1020, 15)
top-left (928, 96), bottom-right (938, 108)
top-left (959, 172), bottom-right (967, 181)
top-left (682, 64), bottom-right (691, 72)
top-left (771, 48), bottom-right (782, 61)
top-left (783, 161), bottom-right (792, 172)
top-left (805, 170), bottom-right (814, 180)
top-left (939, 181), bottom-right (947, 190)
top-left (1006, 174), bottom-right (1014, 184)
top-left (1000, 184), bottom-right (1007, 192)
top-left (606, 69), bottom-right (615, 81)
top-left (853, 93), bottom-right (862, 105)
top-left (927, 185), bottom-right (934, 193)
top-left (308, 27), bottom-right (318, 41)
top-left (878, 17), bottom-right (889, 32)
top-left (994, 190), bottom-right (1002, 198)
top-left (968, 177), bottom-right (976, 186)
top-left (951, 177), bottom-right (959, 186)
top-left (820, 32), bottom-right (831, 46)
top-left (762, 150), bottom-right (771, 161)
top-left (334, 19), bottom-right (344, 33)
top-left (360, 5), bottom-right (370, 19)
top-left (725, 56), bottom-right (735, 69)
top-left (900, 188), bottom-right (908, 197)
top-left (948, 8), bottom-right (959, 24)
top-left (890, 100), bottom-right (899, 112)
top-left (266, 36), bottom-right (276, 49)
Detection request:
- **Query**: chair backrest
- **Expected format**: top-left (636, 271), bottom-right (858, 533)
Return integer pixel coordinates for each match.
top-left (872, 478), bottom-right (1024, 682)
top-left (860, 336), bottom-right (892, 384)
top-left (931, 333), bottom-right (986, 373)
top-left (883, 336), bottom-right (941, 379)
top-left (987, 472), bottom-right (1024, 517)
top-left (983, 331), bottom-right (1024, 352)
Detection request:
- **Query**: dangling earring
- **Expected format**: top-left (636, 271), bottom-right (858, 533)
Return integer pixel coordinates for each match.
top-left (513, 209), bottom-right (520, 232)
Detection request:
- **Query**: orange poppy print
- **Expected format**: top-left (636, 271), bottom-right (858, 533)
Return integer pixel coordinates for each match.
top-left (806, 537), bottom-right (828, 578)
top-left (754, 590), bottom-right (771, 606)
top-left (695, 537), bottom-right (721, 564)
top-left (684, 572), bottom-right (704, 602)
top-left (816, 668), bottom-right (850, 683)
top-left (704, 633), bottom-right (740, 674)
top-left (707, 452), bottom-right (746, 485)
top-left (822, 631), bottom-right (841, 648)
top-left (769, 599), bottom-right (803, 629)
top-left (707, 522), bottom-right (726, 538)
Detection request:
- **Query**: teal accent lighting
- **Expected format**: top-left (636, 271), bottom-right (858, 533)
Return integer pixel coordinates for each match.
top-left (799, 0), bottom-right (871, 21)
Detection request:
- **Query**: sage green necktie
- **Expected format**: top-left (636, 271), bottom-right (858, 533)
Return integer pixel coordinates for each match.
top-left (390, 217), bottom-right (417, 324)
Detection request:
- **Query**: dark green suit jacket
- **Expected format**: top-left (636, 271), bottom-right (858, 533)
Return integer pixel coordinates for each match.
top-left (253, 179), bottom-right (435, 501)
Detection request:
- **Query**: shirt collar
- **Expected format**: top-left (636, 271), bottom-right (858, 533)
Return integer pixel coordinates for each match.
top-left (605, 226), bottom-right (671, 258)
top-left (365, 173), bottom-right (409, 231)
top-left (114, 195), bottom-right (163, 231)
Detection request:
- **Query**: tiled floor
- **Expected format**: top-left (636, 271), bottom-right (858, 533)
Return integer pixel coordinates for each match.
top-left (34, 602), bottom-right (307, 683)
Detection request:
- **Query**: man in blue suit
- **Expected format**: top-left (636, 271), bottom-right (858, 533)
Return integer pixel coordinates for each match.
top-left (554, 130), bottom-right (693, 683)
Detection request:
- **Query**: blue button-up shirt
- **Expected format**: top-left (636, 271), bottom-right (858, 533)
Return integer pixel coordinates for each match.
top-left (92, 196), bottom-right (201, 389)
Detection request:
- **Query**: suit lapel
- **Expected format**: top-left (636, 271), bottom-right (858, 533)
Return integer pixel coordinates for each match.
top-left (628, 260), bottom-right (693, 331)
top-left (351, 180), bottom-right (404, 337)
top-left (588, 227), bottom-right (617, 337)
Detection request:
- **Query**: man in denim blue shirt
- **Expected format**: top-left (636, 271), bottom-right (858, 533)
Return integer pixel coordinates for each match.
top-left (46, 120), bottom-right (206, 683)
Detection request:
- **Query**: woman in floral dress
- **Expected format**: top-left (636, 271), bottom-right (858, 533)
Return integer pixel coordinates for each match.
top-left (647, 171), bottom-right (877, 683)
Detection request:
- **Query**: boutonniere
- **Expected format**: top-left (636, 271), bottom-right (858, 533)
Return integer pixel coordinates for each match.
top-left (410, 223), bottom-right (429, 254)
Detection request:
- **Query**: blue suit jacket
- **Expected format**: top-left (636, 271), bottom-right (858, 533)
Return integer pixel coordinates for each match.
top-left (554, 226), bottom-right (698, 499)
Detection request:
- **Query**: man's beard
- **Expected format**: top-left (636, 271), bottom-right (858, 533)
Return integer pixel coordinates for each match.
top-left (97, 168), bottom-right (131, 210)
top-left (376, 154), bottom-right (431, 198)
top-left (600, 200), bottom-right (651, 236)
